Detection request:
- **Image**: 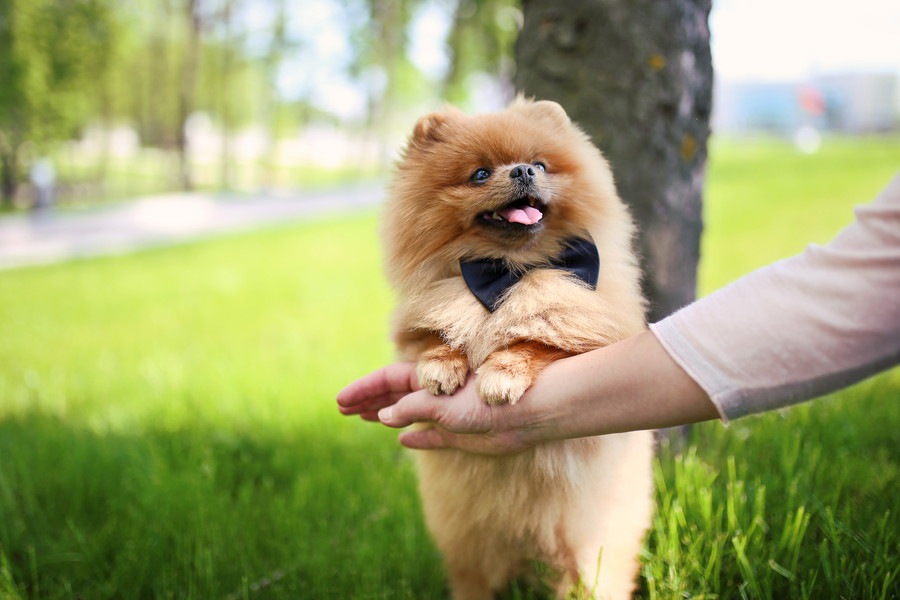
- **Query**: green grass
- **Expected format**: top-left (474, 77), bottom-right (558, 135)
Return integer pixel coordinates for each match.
top-left (0, 136), bottom-right (898, 598)
top-left (701, 136), bottom-right (900, 291)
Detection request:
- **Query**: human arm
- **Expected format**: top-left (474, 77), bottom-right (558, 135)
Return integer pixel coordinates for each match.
top-left (653, 173), bottom-right (900, 420)
top-left (337, 330), bottom-right (718, 454)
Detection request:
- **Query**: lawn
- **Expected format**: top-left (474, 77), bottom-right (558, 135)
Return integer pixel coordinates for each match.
top-left (0, 136), bottom-right (898, 599)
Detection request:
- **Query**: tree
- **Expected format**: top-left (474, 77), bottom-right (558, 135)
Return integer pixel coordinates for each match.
top-left (351, 0), bottom-right (421, 162)
top-left (515, 0), bottom-right (713, 324)
top-left (442, 0), bottom-right (519, 106)
top-left (0, 0), bottom-right (118, 207)
top-left (178, 0), bottom-right (203, 190)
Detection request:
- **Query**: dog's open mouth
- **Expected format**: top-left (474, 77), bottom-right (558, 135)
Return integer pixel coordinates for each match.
top-left (478, 196), bottom-right (545, 231)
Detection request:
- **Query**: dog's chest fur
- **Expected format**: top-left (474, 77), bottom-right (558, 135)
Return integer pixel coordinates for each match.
top-left (396, 265), bottom-right (637, 369)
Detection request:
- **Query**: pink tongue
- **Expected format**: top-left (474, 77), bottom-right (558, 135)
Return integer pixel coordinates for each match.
top-left (499, 205), bottom-right (543, 225)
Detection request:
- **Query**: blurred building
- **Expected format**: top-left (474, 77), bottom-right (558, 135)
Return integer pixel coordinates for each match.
top-left (712, 72), bottom-right (900, 135)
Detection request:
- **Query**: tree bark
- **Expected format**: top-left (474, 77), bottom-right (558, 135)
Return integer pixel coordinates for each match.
top-left (218, 0), bottom-right (237, 190)
top-left (178, 0), bottom-right (202, 191)
top-left (263, 0), bottom-right (288, 186)
top-left (0, 147), bottom-right (17, 208)
top-left (515, 0), bottom-right (713, 324)
top-left (364, 0), bottom-right (413, 167)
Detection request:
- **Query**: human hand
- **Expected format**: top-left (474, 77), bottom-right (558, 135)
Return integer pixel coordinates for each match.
top-left (337, 363), bottom-right (539, 455)
top-left (337, 332), bottom-right (718, 455)
top-left (336, 362), bottom-right (422, 422)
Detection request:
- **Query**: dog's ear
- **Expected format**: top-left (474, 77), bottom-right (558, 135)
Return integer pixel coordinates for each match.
top-left (530, 100), bottom-right (571, 125)
top-left (514, 96), bottom-right (571, 127)
top-left (410, 108), bottom-right (462, 147)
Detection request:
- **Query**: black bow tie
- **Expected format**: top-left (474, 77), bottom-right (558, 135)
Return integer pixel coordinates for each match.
top-left (459, 237), bottom-right (600, 312)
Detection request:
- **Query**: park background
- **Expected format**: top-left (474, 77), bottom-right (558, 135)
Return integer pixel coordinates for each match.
top-left (0, 0), bottom-right (898, 598)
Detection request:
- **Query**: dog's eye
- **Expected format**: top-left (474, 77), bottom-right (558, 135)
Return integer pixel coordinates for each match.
top-left (533, 162), bottom-right (547, 172)
top-left (470, 168), bottom-right (492, 183)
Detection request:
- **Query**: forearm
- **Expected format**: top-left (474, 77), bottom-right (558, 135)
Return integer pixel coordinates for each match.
top-left (650, 174), bottom-right (900, 420)
top-left (516, 330), bottom-right (718, 445)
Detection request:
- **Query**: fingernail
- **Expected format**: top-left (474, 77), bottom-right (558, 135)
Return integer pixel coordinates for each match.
top-left (378, 407), bottom-right (393, 423)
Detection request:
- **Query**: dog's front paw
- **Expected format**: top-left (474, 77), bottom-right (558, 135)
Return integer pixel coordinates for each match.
top-left (417, 345), bottom-right (469, 396)
top-left (475, 351), bottom-right (533, 405)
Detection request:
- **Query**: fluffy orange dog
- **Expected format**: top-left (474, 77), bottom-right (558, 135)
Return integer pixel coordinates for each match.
top-left (383, 98), bottom-right (653, 600)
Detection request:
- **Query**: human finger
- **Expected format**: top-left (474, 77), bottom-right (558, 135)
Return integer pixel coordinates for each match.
top-left (337, 393), bottom-right (406, 417)
top-left (398, 425), bottom-right (529, 455)
top-left (336, 363), bottom-right (421, 413)
top-left (397, 427), bottom-right (448, 450)
top-left (377, 389), bottom-right (445, 428)
top-left (358, 410), bottom-right (384, 422)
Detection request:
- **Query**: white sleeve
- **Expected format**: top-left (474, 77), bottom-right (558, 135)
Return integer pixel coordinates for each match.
top-left (649, 173), bottom-right (900, 422)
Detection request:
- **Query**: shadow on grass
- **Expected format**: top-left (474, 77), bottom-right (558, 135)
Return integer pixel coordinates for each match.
top-left (0, 414), bottom-right (445, 599)
top-left (2, 374), bottom-right (897, 600)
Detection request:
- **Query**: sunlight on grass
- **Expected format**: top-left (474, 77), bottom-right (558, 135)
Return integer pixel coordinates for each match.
top-left (0, 136), bottom-right (897, 598)
top-left (701, 136), bottom-right (899, 292)
top-left (0, 217), bottom-right (392, 430)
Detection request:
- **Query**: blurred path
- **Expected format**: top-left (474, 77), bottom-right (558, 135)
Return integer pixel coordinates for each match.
top-left (0, 188), bottom-right (384, 270)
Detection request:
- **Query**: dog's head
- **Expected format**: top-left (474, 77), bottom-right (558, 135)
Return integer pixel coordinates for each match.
top-left (385, 98), bottom-right (620, 286)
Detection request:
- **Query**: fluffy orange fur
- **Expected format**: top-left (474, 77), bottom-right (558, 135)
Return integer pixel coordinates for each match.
top-left (383, 98), bottom-right (653, 599)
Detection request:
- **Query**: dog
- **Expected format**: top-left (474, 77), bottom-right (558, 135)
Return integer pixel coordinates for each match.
top-left (382, 98), bottom-right (653, 599)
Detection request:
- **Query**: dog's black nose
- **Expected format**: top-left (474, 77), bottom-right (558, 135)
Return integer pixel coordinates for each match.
top-left (510, 164), bottom-right (536, 183)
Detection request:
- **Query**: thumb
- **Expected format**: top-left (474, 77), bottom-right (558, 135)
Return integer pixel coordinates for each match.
top-left (378, 389), bottom-right (442, 428)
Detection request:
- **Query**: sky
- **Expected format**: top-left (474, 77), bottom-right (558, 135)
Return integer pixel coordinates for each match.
top-left (711, 0), bottom-right (900, 82)
top-left (276, 0), bottom-right (900, 120)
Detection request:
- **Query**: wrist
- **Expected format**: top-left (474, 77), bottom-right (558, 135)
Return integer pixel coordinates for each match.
top-left (516, 330), bottom-right (717, 443)
top-left (512, 354), bottom-right (602, 445)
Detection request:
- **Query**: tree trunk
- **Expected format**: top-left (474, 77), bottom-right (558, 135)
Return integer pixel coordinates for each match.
top-left (178, 0), bottom-right (202, 191)
top-left (263, 0), bottom-right (288, 188)
top-left (515, 0), bottom-right (713, 324)
top-left (365, 0), bottom-right (411, 167)
top-left (219, 0), bottom-right (234, 190)
top-left (0, 129), bottom-right (20, 208)
top-left (0, 149), bottom-right (17, 208)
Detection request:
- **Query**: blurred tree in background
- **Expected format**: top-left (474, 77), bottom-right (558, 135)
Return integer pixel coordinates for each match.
top-left (0, 0), bottom-right (118, 206)
top-left (442, 0), bottom-right (519, 104)
top-left (0, 0), bottom-right (520, 208)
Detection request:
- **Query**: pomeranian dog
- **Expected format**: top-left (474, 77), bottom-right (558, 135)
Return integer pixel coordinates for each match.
top-left (382, 98), bottom-right (653, 600)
